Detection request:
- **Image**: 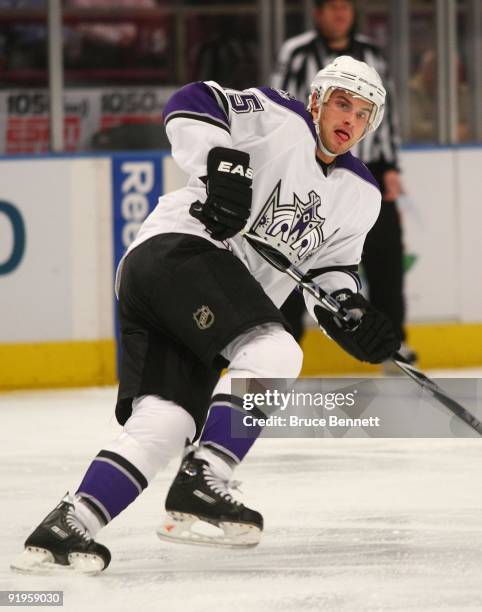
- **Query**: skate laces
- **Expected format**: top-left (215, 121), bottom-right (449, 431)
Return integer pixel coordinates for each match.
top-left (64, 505), bottom-right (92, 543)
top-left (202, 465), bottom-right (243, 506)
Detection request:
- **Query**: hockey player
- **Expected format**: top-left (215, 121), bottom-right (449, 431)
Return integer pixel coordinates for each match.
top-left (12, 56), bottom-right (399, 572)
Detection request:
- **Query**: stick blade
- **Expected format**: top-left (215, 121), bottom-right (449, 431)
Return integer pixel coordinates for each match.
top-left (243, 233), bottom-right (292, 272)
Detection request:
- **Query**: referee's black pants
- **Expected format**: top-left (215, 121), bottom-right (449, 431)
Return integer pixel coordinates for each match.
top-left (362, 200), bottom-right (405, 342)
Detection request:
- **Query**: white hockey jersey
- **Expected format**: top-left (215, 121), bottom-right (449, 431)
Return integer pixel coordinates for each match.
top-left (116, 81), bottom-right (381, 320)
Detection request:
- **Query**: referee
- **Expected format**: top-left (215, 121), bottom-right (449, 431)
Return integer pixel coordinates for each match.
top-left (273, 0), bottom-right (416, 366)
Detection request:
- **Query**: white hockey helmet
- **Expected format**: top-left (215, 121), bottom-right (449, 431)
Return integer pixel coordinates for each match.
top-left (309, 55), bottom-right (386, 134)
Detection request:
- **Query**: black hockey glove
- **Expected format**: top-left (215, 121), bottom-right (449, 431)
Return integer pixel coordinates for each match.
top-left (314, 290), bottom-right (401, 364)
top-left (190, 147), bottom-right (253, 241)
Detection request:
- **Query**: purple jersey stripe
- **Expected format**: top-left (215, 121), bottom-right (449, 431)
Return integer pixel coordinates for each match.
top-left (76, 458), bottom-right (143, 521)
top-left (335, 152), bottom-right (380, 191)
top-left (199, 404), bottom-right (262, 463)
top-left (97, 449), bottom-right (148, 490)
top-left (163, 82), bottom-right (230, 130)
top-left (256, 87), bottom-right (317, 142)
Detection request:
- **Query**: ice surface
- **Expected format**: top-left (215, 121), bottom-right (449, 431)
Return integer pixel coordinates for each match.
top-left (1, 373), bottom-right (482, 612)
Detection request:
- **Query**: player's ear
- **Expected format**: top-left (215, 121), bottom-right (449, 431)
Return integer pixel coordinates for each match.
top-left (310, 92), bottom-right (320, 118)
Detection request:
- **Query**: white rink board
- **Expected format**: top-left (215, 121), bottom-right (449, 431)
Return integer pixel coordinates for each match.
top-left (0, 159), bottom-right (72, 341)
top-left (69, 157), bottom-right (114, 340)
top-left (395, 150), bottom-right (458, 322)
top-left (0, 157), bottom-right (113, 343)
top-left (0, 158), bottom-right (113, 342)
top-left (457, 148), bottom-right (482, 322)
top-left (1, 378), bottom-right (482, 612)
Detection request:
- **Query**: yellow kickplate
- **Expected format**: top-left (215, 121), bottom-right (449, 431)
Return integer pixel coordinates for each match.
top-left (1, 322), bottom-right (482, 389)
top-left (0, 339), bottom-right (116, 390)
top-left (301, 323), bottom-right (482, 375)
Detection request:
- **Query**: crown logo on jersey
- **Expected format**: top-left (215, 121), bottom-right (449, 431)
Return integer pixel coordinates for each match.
top-left (250, 181), bottom-right (325, 264)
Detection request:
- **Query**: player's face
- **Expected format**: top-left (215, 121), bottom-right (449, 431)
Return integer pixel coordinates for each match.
top-left (314, 0), bottom-right (355, 42)
top-left (313, 89), bottom-right (373, 159)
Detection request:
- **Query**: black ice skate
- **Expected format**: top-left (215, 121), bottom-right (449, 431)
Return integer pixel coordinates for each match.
top-left (11, 494), bottom-right (111, 574)
top-left (158, 447), bottom-right (263, 548)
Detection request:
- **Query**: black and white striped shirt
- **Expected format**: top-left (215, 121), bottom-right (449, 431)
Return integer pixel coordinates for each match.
top-left (271, 31), bottom-right (400, 172)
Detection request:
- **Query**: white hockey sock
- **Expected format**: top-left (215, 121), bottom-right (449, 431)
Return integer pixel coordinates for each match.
top-left (72, 495), bottom-right (103, 538)
top-left (75, 396), bottom-right (196, 530)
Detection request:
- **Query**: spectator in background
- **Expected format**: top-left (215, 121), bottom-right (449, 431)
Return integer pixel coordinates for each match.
top-left (272, 0), bottom-right (416, 368)
top-left (0, 0), bottom-right (169, 80)
top-left (64, 0), bottom-right (168, 72)
top-left (409, 50), bottom-right (470, 143)
top-left (0, 0), bottom-right (47, 72)
top-left (193, 16), bottom-right (257, 90)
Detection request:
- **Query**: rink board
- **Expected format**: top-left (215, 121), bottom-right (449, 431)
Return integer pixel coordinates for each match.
top-left (0, 146), bottom-right (481, 388)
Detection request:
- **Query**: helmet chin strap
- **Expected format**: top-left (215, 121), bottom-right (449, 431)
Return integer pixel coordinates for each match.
top-left (315, 123), bottom-right (338, 157)
top-left (314, 106), bottom-right (338, 158)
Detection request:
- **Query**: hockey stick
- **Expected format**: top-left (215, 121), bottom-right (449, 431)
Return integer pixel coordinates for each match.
top-left (244, 232), bottom-right (482, 435)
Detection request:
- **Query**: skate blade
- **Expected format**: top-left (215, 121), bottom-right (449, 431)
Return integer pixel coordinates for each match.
top-left (157, 512), bottom-right (262, 549)
top-left (11, 547), bottom-right (104, 575)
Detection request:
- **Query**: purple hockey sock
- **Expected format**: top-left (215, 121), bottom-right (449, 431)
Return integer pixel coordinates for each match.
top-left (75, 450), bottom-right (148, 525)
top-left (199, 395), bottom-right (264, 464)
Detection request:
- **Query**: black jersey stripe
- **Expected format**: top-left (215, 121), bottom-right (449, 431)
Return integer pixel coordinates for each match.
top-left (305, 265), bottom-right (361, 290)
top-left (206, 83), bottom-right (230, 118)
top-left (97, 450), bottom-right (148, 490)
top-left (77, 495), bottom-right (110, 526)
top-left (164, 111), bottom-right (231, 134)
top-left (211, 393), bottom-right (244, 409)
